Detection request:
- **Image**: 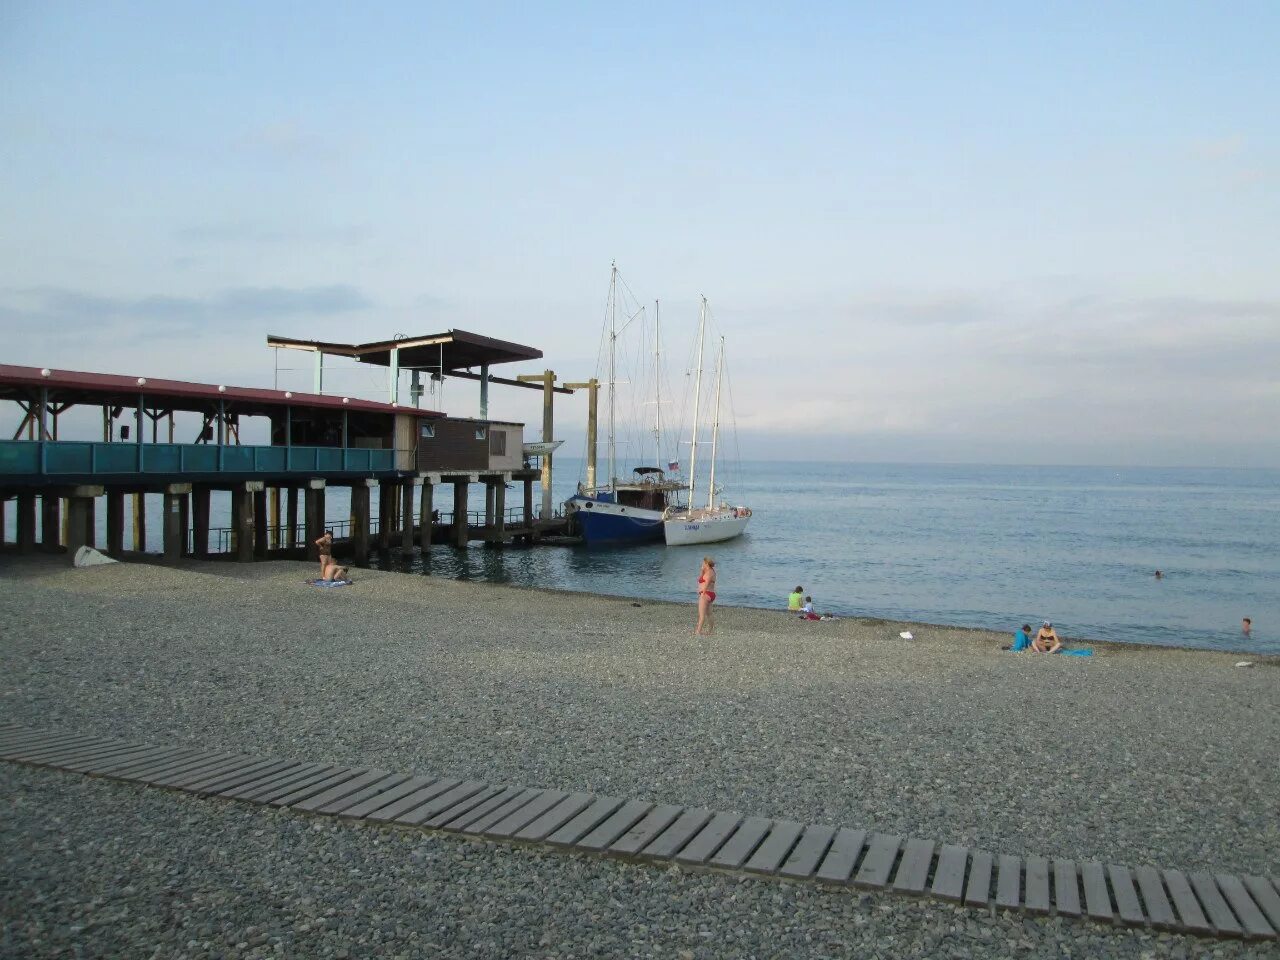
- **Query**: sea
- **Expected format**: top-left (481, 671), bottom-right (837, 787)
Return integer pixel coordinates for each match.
top-left (9, 460), bottom-right (1278, 654)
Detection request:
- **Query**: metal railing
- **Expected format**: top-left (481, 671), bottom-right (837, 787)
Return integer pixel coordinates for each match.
top-left (207, 507), bottom-right (532, 553)
top-left (0, 440), bottom-right (396, 477)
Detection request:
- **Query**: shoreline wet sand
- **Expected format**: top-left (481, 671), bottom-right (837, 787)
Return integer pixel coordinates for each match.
top-left (2, 554), bottom-right (1277, 958)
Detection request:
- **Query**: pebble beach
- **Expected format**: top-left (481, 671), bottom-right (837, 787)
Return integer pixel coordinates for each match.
top-left (2, 554), bottom-right (1277, 959)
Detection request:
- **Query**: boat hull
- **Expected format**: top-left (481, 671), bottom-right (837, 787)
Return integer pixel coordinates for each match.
top-left (568, 497), bottom-right (667, 546)
top-left (663, 513), bottom-right (750, 546)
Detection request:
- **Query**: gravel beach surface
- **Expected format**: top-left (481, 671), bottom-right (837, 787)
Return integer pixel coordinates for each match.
top-left (2, 555), bottom-right (1277, 958)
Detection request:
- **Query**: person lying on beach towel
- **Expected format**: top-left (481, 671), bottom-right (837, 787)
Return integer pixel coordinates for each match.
top-left (305, 565), bottom-right (353, 587)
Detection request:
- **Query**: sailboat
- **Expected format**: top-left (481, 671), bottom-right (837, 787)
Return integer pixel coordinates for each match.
top-left (662, 297), bottom-right (752, 546)
top-left (565, 265), bottom-right (686, 546)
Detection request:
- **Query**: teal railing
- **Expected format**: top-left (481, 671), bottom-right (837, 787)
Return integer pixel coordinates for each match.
top-left (0, 440), bottom-right (396, 477)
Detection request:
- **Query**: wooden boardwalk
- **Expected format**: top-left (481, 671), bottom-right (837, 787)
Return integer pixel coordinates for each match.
top-left (2, 723), bottom-right (1277, 942)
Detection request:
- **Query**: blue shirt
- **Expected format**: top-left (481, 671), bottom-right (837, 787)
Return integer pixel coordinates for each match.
top-left (1011, 630), bottom-right (1032, 652)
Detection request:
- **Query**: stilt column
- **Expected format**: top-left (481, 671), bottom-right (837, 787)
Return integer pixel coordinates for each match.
top-left (494, 475), bottom-right (508, 542)
top-left (419, 476), bottom-right (435, 552)
top-left (64, 486), bottom-right (103, 557)
top-left (17, 493), bottom-right (36, 552)
top-left (304, 479), bottom-right (326, 560)
top-left (132, 493), bottom-right (147, 552)
top-left (41, 495), bottom-right (60, 551)
top-left (401, 478), bottom-right (418, 551)
top-left (453, 479), bottom-right (469, 548)
top-left (377, 482), bottom-right (394, 553)
top-left (351, 480), bottom-right (373, 566)
top-left (286, 487), bottom-right (299, 550)
top-left (192, 487), bottom-right (211, 557)
top-left (163, 484), bottom-right (191, 562)
top-left (106, 490), bottom-right (125, 556)
top-left (253, 489), bottom-right (268, 558)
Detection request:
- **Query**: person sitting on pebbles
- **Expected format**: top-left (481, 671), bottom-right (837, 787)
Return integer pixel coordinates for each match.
top-left (1032, 620), bottom-right (1062, 653)
top-left (788, 586), bottom-right (804, 612)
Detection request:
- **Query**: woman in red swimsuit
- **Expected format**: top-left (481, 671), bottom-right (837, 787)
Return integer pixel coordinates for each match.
top-left (695, 556), bottom-right (717, 636)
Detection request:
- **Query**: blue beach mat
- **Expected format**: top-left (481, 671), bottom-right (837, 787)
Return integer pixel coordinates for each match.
top-left (1059, 649), bottom-right (1092, 657)
top-left (304, 578), bottom-right (353, 588)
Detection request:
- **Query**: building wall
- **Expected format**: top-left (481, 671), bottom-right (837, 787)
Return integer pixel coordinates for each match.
top-left (416, 419), bottom-right (487, 472)
top-left (394, 414), bottom-right (417, 471)
top-left (488, 423), bottom-right (524, 471)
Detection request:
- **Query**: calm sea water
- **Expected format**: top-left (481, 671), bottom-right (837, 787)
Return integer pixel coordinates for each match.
top-left (9, 459), bottom-right (1277, 653)
top-left (398, 459), bottom-right (1280, 654)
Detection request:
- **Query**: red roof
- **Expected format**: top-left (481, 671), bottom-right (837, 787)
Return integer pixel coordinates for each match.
top-left (0, 364), bottom-right (445, 419)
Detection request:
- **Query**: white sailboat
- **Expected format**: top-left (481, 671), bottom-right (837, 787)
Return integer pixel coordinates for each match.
top-left (662, 297), bottom-right (752, 546)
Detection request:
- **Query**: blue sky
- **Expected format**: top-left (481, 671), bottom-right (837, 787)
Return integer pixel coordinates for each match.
top-left (2, 2), bottom-right (1278, 465)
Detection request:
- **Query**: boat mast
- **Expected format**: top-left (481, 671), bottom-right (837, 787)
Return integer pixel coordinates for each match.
top-left (687, 296), bottom-right (707, 508)
top-left (707, 336), bottom-right (724, 509)
top-left (654, 299), bottom-right (661, 466)
top-left (608, 262), bottom-right (617, 493)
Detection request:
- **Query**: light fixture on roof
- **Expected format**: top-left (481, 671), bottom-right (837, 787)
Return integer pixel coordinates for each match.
top-left (40, 368), bottom-right (51, 377)
top-left (218, 385), bottom-right (226, 393)
top-left (137, 377), bottom-right (147, 386)
top-left (284, 391), bottom-right (293, 399)
top-left (342, 397), bottom-right (350, 404)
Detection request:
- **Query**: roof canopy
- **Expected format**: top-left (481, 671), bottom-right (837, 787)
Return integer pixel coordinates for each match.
top-left (266, 328), bottom-right (542, 372)
top-left (0, 364), bottom-right (443, 420)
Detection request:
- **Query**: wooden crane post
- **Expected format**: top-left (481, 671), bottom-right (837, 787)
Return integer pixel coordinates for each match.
top-left (564, 377), bottom-right (599, 491)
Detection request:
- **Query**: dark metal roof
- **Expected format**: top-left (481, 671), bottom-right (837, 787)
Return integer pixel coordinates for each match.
top-left (266, 328), bottom-right (543, 372)
top-left (0, 364), bottom-right (444, 419)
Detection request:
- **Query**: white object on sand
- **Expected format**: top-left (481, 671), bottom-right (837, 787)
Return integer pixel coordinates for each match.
top-left (899, 631), bottom-right (914, 640)
top-left (73, 546), bottom-right (118, 567)
top-left (1235, 661), bottom-right (1255, 668)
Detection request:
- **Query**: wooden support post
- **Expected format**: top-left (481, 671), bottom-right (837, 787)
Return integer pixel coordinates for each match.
top-left (541, 370), bottom-right (555, 520)
top-left (523, 478), bottom-right (534, 532)
top-left (253, 488), bottom-right (268, 558)
top-left (66, 497), bottom-right (91, 556)
top-left (233, 485), bottom-right (257, 562)
top-left (162, 485), bottom-right (191, 562)
top-left (16, 493), bottom-right (36, 552)
top-left (106, 490), bottom-right (125, 556)
top-left (132, 493), bottom-right (147, 552)
top-left (41, 495), bottom-right (60, 551)
top-left (351, 481), bottom-right (372, 566)
top-left (494, 477), bottom-right (507, 542)
top-left (377, 483), bottom-right (393, 552)
top-left (0, 496), bottom-right (5, 546)
top-left (268, 487), bottom-right (281, 549)
top-left (401, 480), bottom-right (415, 551)
top-left (286, 486), bottom-right (299, 550)
top-left (485, 482), bottom-right (496, 528)
top-left (453, 480), bottom-right (469, 548)
top-left (419, 479), bottom-right (433, 551)
top-left (565, 377), bottom-right (599, 490)
top-left (61, 497), bottom-right (71, 546)
top-left (84, 497), bottom-right (96, 548)
top-left (192, 487), bottom-right (211, 557)
top-left (304, 480), bottom-right (325, 560)
top-left (178, 493), bottom-right (190, 556)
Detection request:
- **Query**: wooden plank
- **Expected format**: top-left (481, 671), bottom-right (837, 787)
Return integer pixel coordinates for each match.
top-left (892, 838), bottom-right (935, 895)
top-left (1190, 872), bottom-right (1243, 938)
top-left (64, 744), bottom-right (165, 773)
top-left (404, 781), bottom-right (495, 828)
top-left (1215, 874), bottom-right (1276, 940)
top-left (1081, 861), bottom-right (1113, 921)
top-left (609, 804), bottom-right (684, 857)
top-left (191, 760), bottom-right (303, 797)
top-left (292, 769), bottom-right (392, 813)
top-left (815, 828), bottom-right (867, 885)
top-left (130, 752), bottom-right (234, 784)
top-left (158, 756), bottom-right (261, 789)
top-left (608, 804), bottom-right (684, 856)
top-left (424, 785), bottom-right (505, 828)
top-left (1133, 866), bottom-right (1177, 930)
top-left (514, 792), bottom-right (595, 841)
top-left (460, 788), bottom-right (544, 836)
top-left (1108, 864), bottom-right (1145, 926)
top-left (16, 738), bottom-right (124, 765)
top-left (995, 854), bottom-right (1022, 909)
top-left (338, 775), bottom-right (438, 819)
top-left (225, 763), bottom-right (335, 801)
top-left (364, 778), bottom-right (462, 822)
top-left (95, 746), bottom-right (195, 777)
top-left (446, 787), bottom-right (533, 832)
top-left (269, 768), bottom-right (369, 808)
top-left (853, 833), bottom-right (902, 889)
top-left (675, 813), bottom-right (743, 866)
top-left (930, 845), bottom-right (968, 902)
top-left (1053, 859), bottom-right (1081, 918)
top-left (486, 790), bottom-right (571, 838)
top-left (638, 808), bottom-right (714, 862)
top-left (546, 796), bottom-right (626, 847)
top-left (0, 733), bottom-right (100, 759)
top-left (316, 774), bottom-right (412, 816)
top-left (779, 824), bottom-right (837, 880)
top-left (744, 820), bottom-right (805, 876)
top-left (1162, 869), bottom-right (1212, 934)
top-left (575, 799), bottom-right (655, 851)
top-left (709, 817), bottom-right (773, 869)
top-left (1241, 877), bottom-right (1280, 936)
top-left (185, 758), bottom-right (290, 795)
top-left (1023, 856), bottom-right (1051, 914)
top-left (963, 851), bottom-right (994, 907)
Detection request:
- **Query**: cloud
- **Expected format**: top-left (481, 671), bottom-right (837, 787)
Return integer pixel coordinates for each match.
top-left (175, 222), bottom-right (370, 246)
top-left (1192, 135), bottom-right (1247, 160)
top-left (0, 284), bottom-right (373, 339)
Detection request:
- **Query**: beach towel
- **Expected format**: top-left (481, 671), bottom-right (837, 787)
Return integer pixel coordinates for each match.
top-left (305, 578), bottom-right (353, 588)
top-left (1059, 649), bottom-right (1092, 657)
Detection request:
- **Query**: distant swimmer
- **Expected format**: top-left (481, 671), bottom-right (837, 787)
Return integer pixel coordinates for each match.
top-left (1154, 570), bottom-right (1163, 580)
top-left (1243, 617), bottom-right (1252, 636)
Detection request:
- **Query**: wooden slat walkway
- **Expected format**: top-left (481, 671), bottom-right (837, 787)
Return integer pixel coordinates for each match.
top-left (2, 725), bottom-right (1275, 943)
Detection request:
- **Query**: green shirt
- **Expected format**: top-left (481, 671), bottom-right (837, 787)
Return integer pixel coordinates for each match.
top-left (788, 591), bottom-right (803, 611)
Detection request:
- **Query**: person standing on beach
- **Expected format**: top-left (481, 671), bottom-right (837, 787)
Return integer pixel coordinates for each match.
top-left (315, 530), bottom-right (334, 579)
top-left (695, 557), bottom-right (717, 636)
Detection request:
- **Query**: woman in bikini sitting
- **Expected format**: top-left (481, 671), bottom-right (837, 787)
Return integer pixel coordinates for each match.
top-left (695, 556), bottom-right (717, 636)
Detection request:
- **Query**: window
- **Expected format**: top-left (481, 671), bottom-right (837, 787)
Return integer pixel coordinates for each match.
top-left (474, 426), bottom-right (487, 440)
top-left (420, 423), bottom-right (435, 438)
top-left (489, 430), bottom-right (506, 455)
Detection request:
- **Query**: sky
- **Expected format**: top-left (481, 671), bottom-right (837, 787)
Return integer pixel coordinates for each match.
top-left (2, 1), bottom-right (1278, 466)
